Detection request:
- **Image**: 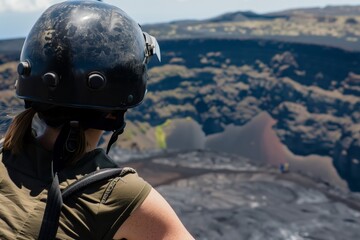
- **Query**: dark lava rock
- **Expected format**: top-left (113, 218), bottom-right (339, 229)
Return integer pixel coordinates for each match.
top-left (271, 101), bottom-right (350, 156)
top-left (112, 149), bottom-right (360, 240)
top-left (333, 125), bottom-right (360, 192)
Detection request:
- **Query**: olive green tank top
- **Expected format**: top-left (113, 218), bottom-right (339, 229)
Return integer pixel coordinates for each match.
top-left (0, 139), bottom-right (151, 240)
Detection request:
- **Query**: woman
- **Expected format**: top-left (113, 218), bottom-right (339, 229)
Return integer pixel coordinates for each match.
top-left (0, 1), bottom-right (195, 239)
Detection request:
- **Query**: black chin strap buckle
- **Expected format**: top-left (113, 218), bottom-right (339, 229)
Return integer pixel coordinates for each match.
top-left (66, 121), bottom-right (80, 153)
top-left (106, 122), bottom-right (126, 154)
top-left (53, 121), bottom-right (82, 173)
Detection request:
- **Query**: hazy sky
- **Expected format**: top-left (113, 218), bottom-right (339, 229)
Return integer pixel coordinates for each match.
top-left (0, 0), bottom-right (359, 40)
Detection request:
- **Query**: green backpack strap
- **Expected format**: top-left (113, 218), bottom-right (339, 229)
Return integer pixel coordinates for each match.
top-left (62, 168), bottom-right (124, 200)
top-left (38, 168), bottom-right (124, 240)
top-left (38, 173), bottom-right (62, 240)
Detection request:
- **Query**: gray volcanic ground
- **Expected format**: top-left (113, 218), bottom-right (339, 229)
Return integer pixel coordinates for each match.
top-left (110, 149), bottom-right (360, 240)
top-left (109, 112), bottom-right (360, 239)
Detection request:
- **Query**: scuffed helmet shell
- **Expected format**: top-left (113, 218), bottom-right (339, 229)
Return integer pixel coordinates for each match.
top-left (16, 0), bottom-right (149, 110)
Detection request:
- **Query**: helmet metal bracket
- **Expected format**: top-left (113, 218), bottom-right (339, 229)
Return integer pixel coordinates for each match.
top-left (143, 32), bottom-right (161, 64)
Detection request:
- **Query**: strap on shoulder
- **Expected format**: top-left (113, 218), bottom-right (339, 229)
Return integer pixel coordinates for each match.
top-left (38, 174), bottom-right (63, 240)
top-left (38, 167), bottom-right (125, 239)
top-left (62, 168), bottom-right (124, 200)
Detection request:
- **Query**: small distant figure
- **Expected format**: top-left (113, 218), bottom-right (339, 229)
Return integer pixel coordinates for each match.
top-left (131, 142), bottom-right (140, 151)
top-left (279, 162), bottom-right (290, 173)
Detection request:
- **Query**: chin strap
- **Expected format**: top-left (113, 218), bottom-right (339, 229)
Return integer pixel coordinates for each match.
top-left (49, 110), bottom-right (126, 169)
top-left (38, 110), bottom-right (126, 239)
top-left (52, 121), bottom-right (82, 173)
top-left (106, 121), bottom-right (126, 154)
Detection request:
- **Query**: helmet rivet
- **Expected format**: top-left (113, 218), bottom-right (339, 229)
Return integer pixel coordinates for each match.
top-left (42, 72), bottom-right (59, 88)
top-left (17, 61), bottom-right (31, 76)
top-left (88, 73), bottom-right (106, 90)
top-left (127, 95), bottom-right (134, 103)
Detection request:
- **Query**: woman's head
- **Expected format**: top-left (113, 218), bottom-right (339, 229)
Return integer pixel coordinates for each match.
top-left (16, 0), bottom-right (158, 111)
top-left (5, 0), bottom-right (160, 168)
top-left (16, 0), bottom-right (160, 112)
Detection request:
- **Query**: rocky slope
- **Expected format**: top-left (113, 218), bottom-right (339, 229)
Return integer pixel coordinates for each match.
top-left (131, 39), bottom-right (360, 192)
top-left (111, 148), bottom-right (360, 240)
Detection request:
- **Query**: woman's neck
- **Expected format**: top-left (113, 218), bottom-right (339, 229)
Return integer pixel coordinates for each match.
top-left (37, 126), bottom-right (103, 153)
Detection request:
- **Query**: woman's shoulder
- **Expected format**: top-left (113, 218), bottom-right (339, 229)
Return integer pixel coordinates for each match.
top-left (59, 154), bottom-right (152, 239)
top-left (113, 187), bottom-right (195, 240)
top-left (60, 148), bottom-right (152, 206)
top-left (95, 168), bottom-right (152, 239)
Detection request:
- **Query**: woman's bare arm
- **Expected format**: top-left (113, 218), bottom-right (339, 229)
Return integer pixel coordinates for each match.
top-left (113, 188), bottom-right (195, 240)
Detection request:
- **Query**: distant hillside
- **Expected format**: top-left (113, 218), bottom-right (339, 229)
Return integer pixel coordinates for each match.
top-left (0, 38), bottom-right (23, 64)
top-left (0, 38), bottom-right (23, 53)
top-left (205, 11), bottom-right (289, 23)
top-left (143, 5), bottom-right (360, 51)
top-left (270, 5), bottom-right (360, 16)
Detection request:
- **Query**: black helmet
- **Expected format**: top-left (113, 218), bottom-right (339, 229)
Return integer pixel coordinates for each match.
top-left (15, 0), bottom-right (161, 158)
top-left (16, 0), bottom-right (160, 111)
